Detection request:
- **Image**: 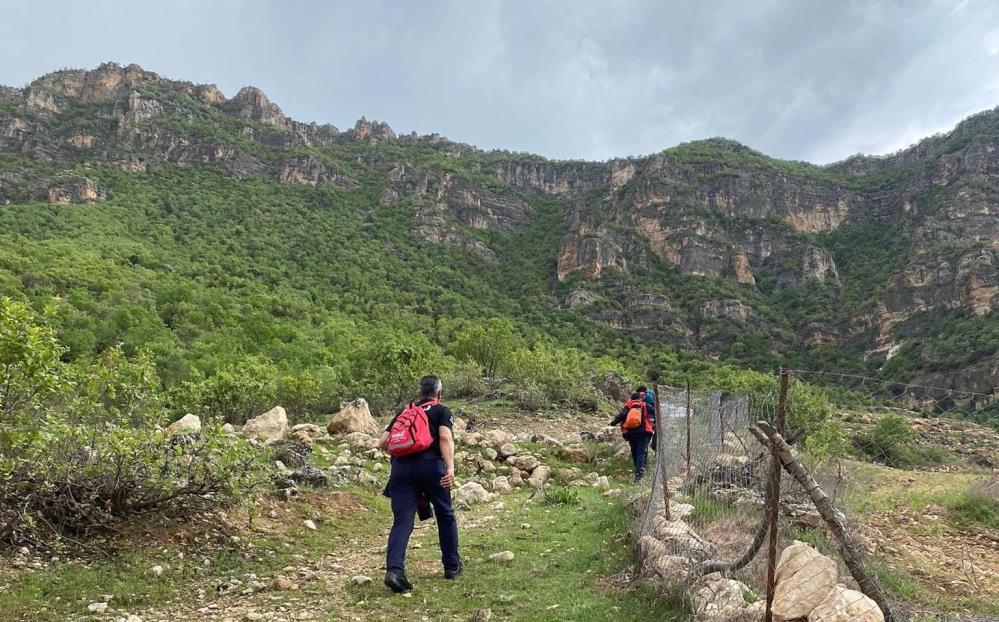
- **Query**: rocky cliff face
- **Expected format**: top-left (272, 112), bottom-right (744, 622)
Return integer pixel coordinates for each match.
top-left (0, 63), bottom-right (995, 392)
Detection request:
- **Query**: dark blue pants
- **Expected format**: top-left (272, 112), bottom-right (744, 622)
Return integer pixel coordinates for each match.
top-left (386, 454), bottom-right (459, 572)
top-left (628, 432), bottom-right (652, 476)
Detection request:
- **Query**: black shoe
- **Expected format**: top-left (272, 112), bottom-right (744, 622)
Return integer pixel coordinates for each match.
top-left (444, 560), bottom-right (463, 580)
top-left (384, 568), bottom-right (413, 593)
top-left (634, 471), bottom-right (644, 483)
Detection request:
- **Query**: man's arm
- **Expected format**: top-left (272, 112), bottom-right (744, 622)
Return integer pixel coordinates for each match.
top-left (609, 409), bottom-right (626, 427)
top-left (378, 430), bottom-right (390, 451)
top-left (438, 426), bottom-right (455, 489)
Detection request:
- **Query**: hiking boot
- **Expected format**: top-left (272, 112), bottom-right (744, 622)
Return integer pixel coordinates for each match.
top-left (444, 560), bottom-right (463, 580)
top-left (384, 568), bottom-right (412, 593)
top-left (634, 471), bottom-right (644, 483)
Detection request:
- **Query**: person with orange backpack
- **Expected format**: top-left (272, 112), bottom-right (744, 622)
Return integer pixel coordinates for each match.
top-left (378, 375), bottom-right (461, 593)
top-left (609, 392), bottom-right (655, 482)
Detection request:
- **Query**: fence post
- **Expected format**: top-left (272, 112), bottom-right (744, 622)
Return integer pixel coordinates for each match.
top-left (685, 380), bottom-right (692, 480)
top-left (654, 385), bottom-right (670, 521)
top-left (719, 400), bottom-right (725, 450)
top-left (764, 364), bottom-right (790, 622)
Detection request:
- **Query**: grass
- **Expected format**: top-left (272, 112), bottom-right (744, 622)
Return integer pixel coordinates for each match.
top-left (351, 487), bottom-right (687, 622)
top-left (0, 484), bottom-right (685, 622)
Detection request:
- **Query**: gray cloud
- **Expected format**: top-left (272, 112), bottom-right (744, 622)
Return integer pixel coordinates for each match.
top-left (2, 0), bottom-right (998, 163)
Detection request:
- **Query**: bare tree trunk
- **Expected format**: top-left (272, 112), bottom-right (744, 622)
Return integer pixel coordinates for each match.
top-left (756, 420), bottom-right (899, 622)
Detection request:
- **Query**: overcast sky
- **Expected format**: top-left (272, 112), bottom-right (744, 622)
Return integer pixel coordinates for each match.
top-left (2, 0), bottom-right (999, 164)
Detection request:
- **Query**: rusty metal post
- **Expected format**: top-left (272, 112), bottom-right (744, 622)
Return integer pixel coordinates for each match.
top-left (654, 385), bottom-right (670, 520)
top-left (764, 364), bottom-right (790, 622)
top-left (685, 380), bottom-right (692, 480)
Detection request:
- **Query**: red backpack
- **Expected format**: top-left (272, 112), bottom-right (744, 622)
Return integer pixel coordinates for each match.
top-left (387, 400), bottom-right (439, 457)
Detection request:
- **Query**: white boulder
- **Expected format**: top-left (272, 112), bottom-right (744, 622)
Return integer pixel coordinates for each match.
top-left (771, 541), bottom-right (838, 620)
top-left (327, 399), bottom-right (379, 435)
top-left (165, 413), bottom-right (201, 435)
top-left (242, 406), bottom-right (289, 444)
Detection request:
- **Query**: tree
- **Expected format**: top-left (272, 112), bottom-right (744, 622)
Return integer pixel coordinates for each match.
top-left (452, 318), bottom-right (518, 379)
top-left (0, 298), bottom-right (67, 419)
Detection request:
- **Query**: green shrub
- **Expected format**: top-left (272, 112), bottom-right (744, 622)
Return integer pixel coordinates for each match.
top-left (444, 362), bottom-right (487, 399)
top-left (542, 485), bottom-right (580, 507)
top-left (948, 482), bottom-right (999, 530)
top-left (856, 414), bottom-right (919, 467)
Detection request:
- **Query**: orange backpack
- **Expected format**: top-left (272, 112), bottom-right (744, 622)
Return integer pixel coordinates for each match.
top-left (621, 400), bottom-right (645, 432)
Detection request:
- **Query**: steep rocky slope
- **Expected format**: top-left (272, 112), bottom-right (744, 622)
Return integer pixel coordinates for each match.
top-left (0, 63), bottom-right (995, 395)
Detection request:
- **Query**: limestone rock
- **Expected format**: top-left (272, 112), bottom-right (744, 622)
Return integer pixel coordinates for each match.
top-left (351, 575), bottom-right (373, 586)
top-left (342, 431), bottom-right (379, 449)
top-left (491, 476), bottom-right (512, 494)
top-left (507, 454), bottom-right (540, 472)
top-left (327, 399), bottom-right (379, 435)
top-left (482, 430), bottom-right (515, 447)
top-left (557, 444), bottom-right (591, 463)
top-left (649, 516), bottom-right (715, 559)
top-left (165, 413), bottom-right (201, 435)
top-left (488, 550), bottom-right (514, 563)
top-left (221, 423), bottom-right (238, 436)
top-left (771, 541), bottom-right (837, 620)
top-left (454, 482), bottom-right (491, 507)
top-left (809, 584), bottom-right (884, 622)
top-left (45, 176), bottom-right (106, 204)
top-left (527, 465), bottom-right (551, 488)
top-left (692, 573), bottom-right (752, 622)
top-left (243, 406), bottom-right (289, 444)
top-left (498, 443), bottom-right (518, 458)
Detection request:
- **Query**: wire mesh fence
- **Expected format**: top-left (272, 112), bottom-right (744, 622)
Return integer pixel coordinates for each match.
top-left (630, 369), bottom-right (998, 622)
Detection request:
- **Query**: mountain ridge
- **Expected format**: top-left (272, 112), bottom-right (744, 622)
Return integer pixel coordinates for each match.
top-left (0, 62), bottom-right (996, 400)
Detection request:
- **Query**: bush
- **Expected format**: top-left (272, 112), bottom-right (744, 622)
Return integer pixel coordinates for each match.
top-left (444, 362), bottom-right (487, 399)
top-left (948, 481), bottom-right (999, 530)
top-left (0, 419), bottom-right (262, 547)
top-left (856, 414), bottom-right (920, 467)
top-left (542, 485), bottom-right (579, 507)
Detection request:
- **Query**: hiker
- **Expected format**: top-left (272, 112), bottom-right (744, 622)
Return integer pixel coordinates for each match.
top-left (378, 375), bottom-right (462, 593)
top-left (638, 385), bottom-right (657, 449)
top-left (609, 392), bottom-right (654, 482)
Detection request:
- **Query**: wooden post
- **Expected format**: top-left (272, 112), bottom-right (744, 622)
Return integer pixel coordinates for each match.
top-left (756, 420), bottom-right (896, 622)
top-left (685, 380), bottom-right (692, 480)
top-left (719, 400), bottom-right (726, 450)
top-left (653, 385), bottom-right (670, 520)
top-left (764, 364), bottom-right (790, 622)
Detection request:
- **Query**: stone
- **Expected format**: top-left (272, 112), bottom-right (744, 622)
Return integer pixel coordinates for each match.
top-left (342, 431), bottom-right (379, 449)
top-left (303, 519), bottom-right (317, 530)
top-left (351, 575), bottom-right (373, 586)
top-left (471, 609), bottom-right (493, 622)
top-left (483, 430), bottom-right (515, 447)
top-left (491, 476), bottom-right (512, 494)
top-left (592, 475), bottom-right (610, 489)
top-left (498, 443), bottom-right (518, 458)
top-left (809, 584), bottom-right (884, 622)
top-left (151, 564), bottom-right (164, 576)
top-left (553, 467), bottom-right (582, 481)
top-left (291, 422), bottom-right (326, 438)
top-left (692, 573), bottom-right (752, 622)
top-left (557, 444), bottom-right (591, 463)
top-left (507, 454), bottom-right (540, 472)
top-left (165, 413), bottom-right (201, 434)
top-left (488, 550), bottom-right (514, 563)
top-left (243, 406), bottom-right (289, 444)
top-left (221, 423), bottom-right (238, 436)
top-left (327, 399), bottom-right (379, 435)
top-left (273, 577), bottom-right (295, 591)
top-left (668, 502), bottom-right (695, 520)
top-left (771, 541), bottom-right (838, 620)
top-left (602, 488), bottom-right (621, 497)
top-left (527, 465), bottom-right (551, 489)
top-left (482, 447), bottom-right (498, 460)
top-left (649, 516), bottom-right (715, 558)
top-left (454, 482), bottom-right (491, 507)
top-left (87, 602), bottom-right (108, 613)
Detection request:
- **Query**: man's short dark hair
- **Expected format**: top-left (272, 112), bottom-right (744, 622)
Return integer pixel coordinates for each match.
top-left (419, 375), bottom-right (443, 398)
top-left (637, 385), bottom-right (648, 393)
top-left (630, 392), bottom-right (640, 400)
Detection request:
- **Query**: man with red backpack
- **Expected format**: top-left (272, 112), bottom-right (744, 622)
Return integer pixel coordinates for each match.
top-left (378, 375), bottom-right (461, 593)
top-left (609, 392), bottom-right (655, 482)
